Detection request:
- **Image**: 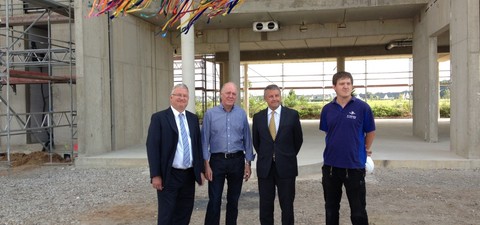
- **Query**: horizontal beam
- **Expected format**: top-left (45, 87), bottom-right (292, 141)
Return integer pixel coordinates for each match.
top-left (1, 13), bottom-right (71, 26)
top-left (216, 45), bottom-right (449, 62)
top-left (1, 77), bottom-right (53, 84)
top-left (22, 0), bottom-right (74, 18)
top-left (247, 83), bottom-right (413, 91)
top-left (1, 70), bottom-right (76, 84)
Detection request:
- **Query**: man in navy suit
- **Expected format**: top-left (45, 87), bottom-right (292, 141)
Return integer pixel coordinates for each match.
top-left (252, 84), bottom-right (303, 225)
top-left (146, 83), bottom-right (205, 225)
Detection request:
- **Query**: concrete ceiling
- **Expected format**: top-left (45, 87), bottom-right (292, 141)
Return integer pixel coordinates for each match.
top-left (187, 5), bottom-right (424, 30)
top-left (134, 1), bottom-right (450, 56)
top-left (140, 1), bottom-right (426, 29)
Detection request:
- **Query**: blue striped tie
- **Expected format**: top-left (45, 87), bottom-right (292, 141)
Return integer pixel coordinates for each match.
top-left (179, 113), bottom-right (190, 168)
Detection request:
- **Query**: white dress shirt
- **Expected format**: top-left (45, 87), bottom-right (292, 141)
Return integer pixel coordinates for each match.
top-left (171, 107), bottom-right (193, 169)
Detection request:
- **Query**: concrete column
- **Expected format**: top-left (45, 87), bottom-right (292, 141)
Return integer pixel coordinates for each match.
top-left (75, 2), bottom-right (174, 156)
top-left (243, 64), bottom-right (249, 116)
top-left (228, 28), bottom-right (241, 105)
top-left (74, 0), bottom-right (112, 155)
top-left (450, 0), bottom-right (480, 158)
top-left (413, 37), bottom-right (438, 142)
top-left (219, 62), bottom-right (229, 89)
top-left (216, 62), bottom-right (229, 106)
top-left (427, 37), bottom-right (439, 142)
top-left (337, 57), bottom-right (345, 72)
top-left (412, 4), bottom-right (443, 143)
top-left (181, 12), bottom-right (196, 113)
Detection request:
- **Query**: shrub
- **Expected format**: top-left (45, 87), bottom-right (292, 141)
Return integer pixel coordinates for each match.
top-left (196, 98), bottom-right (449, 120)
top-left (248, 96), bottom-right (267, 117)
top-left (439, 101), bottom-right (450, 118)
top-left (283, 90), bottom-right (308, 108)
top-left (295, 104), bottom-right (323, 119)
top-left (368, 100), bottom-right (412, 118)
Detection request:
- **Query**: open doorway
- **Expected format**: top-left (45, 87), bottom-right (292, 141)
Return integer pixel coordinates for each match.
top-left (25, 25), bottom-right (52, 150)
top-left (437, 29), bottom-right (451, 143)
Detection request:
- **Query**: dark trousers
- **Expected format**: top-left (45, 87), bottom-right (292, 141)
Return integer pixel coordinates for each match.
top-left (157, 168), bottom-right (195, 225)
top-left (258, 162), bottom-right (296, 225)
top-left (205, 154), bottom-right (245, 225)
top-left (322, 165), bottom-right (368, 225)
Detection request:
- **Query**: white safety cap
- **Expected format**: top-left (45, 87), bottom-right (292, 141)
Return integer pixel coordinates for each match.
top-left (365, 156), bottom-right (375, 174)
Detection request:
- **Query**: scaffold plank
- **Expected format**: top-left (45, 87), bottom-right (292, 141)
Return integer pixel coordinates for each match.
top-left (22, 0), bottom-right (74, 18)
top-left (0, 13), bottom-right (70, 27)
top-left (1, 70), bottom-right (76, 84)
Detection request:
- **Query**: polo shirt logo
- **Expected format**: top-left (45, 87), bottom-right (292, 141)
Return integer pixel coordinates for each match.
top-left (346, 111), bottom-right (357, 119)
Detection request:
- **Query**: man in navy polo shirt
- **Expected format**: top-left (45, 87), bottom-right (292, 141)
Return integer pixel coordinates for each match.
top-left (319, 71), bottom-right (376, 225)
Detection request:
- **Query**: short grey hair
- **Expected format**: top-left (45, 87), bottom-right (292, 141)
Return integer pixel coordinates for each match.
top-left (263, 84), bottom-right (281, 97)
top-left (171, 83), bottom-right (189, 95)
top-left (220, 82), bottom-right (238, 93)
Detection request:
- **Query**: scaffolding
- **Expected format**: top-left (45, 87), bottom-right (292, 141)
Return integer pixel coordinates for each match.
top-left (174, 55), bottom-right (220, 116)
top-left (0, 0), bottom-right (75, 165)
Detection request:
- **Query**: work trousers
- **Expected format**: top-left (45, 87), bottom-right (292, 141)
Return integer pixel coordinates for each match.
top-left (322, 165), bottom-right (368, 225)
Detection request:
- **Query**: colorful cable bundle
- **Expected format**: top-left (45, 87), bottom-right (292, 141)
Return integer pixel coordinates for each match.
top-left (88, 0), bottom-right (244, 35)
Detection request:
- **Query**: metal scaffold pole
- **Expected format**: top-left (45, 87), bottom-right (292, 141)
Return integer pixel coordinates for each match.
top-left (68, 0), bottom-right (75, 159)
top-left (0, 0), bottom-right (77, 165)
top-left (5, 0), bottom-right (12, 165)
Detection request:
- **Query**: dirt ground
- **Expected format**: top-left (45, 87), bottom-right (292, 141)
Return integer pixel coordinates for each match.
top-left (2, 152), bottom-right (479, 225)
top-left (77, 169), bottom-right (480, 225)
top-left (0, 151), bottom-right (66, 175)
top-left (0, 151), bottom-right (66, 166)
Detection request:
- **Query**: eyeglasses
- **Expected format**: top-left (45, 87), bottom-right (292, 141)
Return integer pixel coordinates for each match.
top-left (171, 93), bottom-right (189, 98)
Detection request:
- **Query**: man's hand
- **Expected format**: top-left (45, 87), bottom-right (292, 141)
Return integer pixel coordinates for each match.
top-left (244, 163), bottom-right (251, 182)
top-left (152, 176), bottom-right (163, 191)
top-left (204, 160), bottom-right (213, 181)
top-left (366, 146), bottom-right (372, 156)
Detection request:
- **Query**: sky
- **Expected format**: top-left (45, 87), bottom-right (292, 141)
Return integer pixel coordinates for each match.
top-left (177, 57), bottom-right (451, 98)
top-left (241, 57), bottom-right (451, 97)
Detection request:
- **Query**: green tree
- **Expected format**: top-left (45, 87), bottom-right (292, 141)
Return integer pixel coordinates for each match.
top-left (283, 90), bottom-right (307, 108)
top-left (441, 89), bottom-right (450, 99)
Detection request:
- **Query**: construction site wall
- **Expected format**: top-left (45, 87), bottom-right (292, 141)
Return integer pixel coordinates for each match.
top-left (75, 0), bottom-right (174, 156)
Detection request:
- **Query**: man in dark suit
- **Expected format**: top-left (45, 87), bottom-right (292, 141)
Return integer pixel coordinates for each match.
top-left (252, 84), bottom-right (303, 225)
top-left (146, 83), bottom-right (205, 225)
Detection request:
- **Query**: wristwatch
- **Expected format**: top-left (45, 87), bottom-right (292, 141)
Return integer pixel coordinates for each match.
top-left (245, 161), bottom-right (251, 166)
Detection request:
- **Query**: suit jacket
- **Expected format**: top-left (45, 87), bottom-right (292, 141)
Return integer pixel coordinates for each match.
top-left (146, 107), bottom-right (204, 185)
top-left (252, 106), bottom-right (303, 179)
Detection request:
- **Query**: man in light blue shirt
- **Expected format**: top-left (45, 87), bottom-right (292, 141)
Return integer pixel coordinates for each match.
top-left (202, 82), bottom-right (255, 225)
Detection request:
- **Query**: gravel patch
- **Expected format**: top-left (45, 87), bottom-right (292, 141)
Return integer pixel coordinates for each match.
top-left (1, 165), bottom-right (479, 225)
top-left (0, 166), bottom-right (151, 225)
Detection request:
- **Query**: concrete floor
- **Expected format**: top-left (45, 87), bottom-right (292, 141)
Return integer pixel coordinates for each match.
top-left (75, 119), bottom-right (480, 176)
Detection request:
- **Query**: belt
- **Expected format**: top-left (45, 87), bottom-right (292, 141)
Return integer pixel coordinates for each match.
top-left (172, 167), bottom-right (193, 172)
top-left (211, 151), bottom-right (244, 159)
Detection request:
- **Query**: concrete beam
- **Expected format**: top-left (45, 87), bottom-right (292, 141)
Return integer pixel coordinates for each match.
top-left (234, 0), bottom-right (428, 13)
top-left (216, 45), bottom-right (449, 62)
